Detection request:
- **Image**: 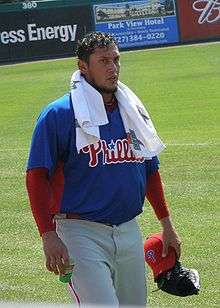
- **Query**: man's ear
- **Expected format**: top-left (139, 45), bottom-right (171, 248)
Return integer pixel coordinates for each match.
top-left (78, 59), bottom-right (88, 75)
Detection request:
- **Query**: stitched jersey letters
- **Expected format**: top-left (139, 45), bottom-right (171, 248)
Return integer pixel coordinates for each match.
top-left (82, 138), bottom-right (145, 167)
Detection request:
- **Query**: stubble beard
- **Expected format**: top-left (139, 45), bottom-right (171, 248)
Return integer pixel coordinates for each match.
top-left (90, 81), bottom-right (117, 95)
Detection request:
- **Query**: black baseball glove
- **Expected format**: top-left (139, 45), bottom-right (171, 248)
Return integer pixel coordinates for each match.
top-left (155, 261), bottom-right (200, 297)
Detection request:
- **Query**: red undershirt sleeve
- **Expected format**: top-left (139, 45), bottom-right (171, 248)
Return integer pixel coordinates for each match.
top-left (146, 170), bottom-right (170, 220)
top-left (26, 168), bottom-right (56, 236)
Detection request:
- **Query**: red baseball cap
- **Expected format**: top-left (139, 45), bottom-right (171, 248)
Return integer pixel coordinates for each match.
top-left (144, 233), bottom-right (176, 280)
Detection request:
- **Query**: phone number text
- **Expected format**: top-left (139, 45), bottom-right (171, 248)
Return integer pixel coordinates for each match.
top-left (116, 32), bottom-right (165, 44)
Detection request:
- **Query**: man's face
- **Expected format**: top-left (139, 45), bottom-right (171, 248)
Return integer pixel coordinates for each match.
top-left (79, 44), bottom-right (120, 94)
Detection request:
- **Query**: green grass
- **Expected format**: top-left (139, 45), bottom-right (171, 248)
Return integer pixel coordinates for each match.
top-left (0, 42), bottom-right (220, 307)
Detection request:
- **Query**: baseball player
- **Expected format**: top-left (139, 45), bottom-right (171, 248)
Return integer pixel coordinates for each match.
top-left (26, 32), bottom-right (181, 306)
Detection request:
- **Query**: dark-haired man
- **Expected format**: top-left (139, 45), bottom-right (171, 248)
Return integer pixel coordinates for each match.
top-left (26, 32), bottom-right (181, 306)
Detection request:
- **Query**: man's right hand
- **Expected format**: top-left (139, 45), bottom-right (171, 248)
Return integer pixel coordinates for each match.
top-left (42, 231), bottom-right (69, 275)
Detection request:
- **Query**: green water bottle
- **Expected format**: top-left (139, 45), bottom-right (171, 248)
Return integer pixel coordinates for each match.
top-left (59, 259), bottom-right (75, 283)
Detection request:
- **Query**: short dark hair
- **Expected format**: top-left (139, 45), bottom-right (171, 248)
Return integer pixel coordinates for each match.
top-left (76, 32), bottom-right (118, 62)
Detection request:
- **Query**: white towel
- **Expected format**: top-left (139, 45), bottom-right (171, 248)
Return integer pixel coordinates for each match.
top-left (70, 70), bottom-right (165, 159)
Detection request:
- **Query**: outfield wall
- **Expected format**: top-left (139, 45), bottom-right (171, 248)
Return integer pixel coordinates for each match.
top-left (0, 1), bottom-right (93, 63)
top-left (177, 1), bottom-right (220, 42)
top-left (0, 0), bottom-right (219, 64)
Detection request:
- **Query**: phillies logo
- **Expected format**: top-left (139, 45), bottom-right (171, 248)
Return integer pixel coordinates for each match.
top-left (146, 250), bottom-right (157, 263)
top-left (82, 138), bottom-right (144, 167)
top-left (192, 0), bottom-right (220, 24)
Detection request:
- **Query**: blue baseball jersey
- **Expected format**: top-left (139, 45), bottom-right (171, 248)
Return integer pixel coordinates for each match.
top-left (27, 94), bottom-right (159, 225)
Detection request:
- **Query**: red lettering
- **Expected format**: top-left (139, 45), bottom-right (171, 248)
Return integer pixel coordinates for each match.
top-left (102, 140), bottom-right (111, 164)
top-left (82, 141), bottom-right (102, 167)
top-left (123, 139), bottom-right (134, 161)
top-left (116, 140), bottom-right (124, 162)
top-left (82, 138), bottom-right (145, 167)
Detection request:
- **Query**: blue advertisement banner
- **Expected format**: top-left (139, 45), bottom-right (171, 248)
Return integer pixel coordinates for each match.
top-left (93, 0), bottom-right (179, 48)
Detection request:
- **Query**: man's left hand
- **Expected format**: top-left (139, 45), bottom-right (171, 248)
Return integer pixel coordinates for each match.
top-left (160, 216), bottom-right (182, 259)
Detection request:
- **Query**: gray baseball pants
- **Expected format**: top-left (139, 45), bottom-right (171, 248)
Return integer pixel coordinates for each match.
top-left (56, 218), bottom-right (147, 307)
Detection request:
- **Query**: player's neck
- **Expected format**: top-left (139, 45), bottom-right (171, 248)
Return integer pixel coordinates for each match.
top-left (103, 95), bottom-right (117, 112)
top-left (102, 93), bottom-right (114, 105)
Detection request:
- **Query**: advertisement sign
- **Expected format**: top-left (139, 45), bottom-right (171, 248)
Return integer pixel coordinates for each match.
top-left (93, 0), bottom-right (179, 49)
top-left (178, 0), bottom-right (220, 41)
top-left (0, 5), bottom-right (93, 63)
